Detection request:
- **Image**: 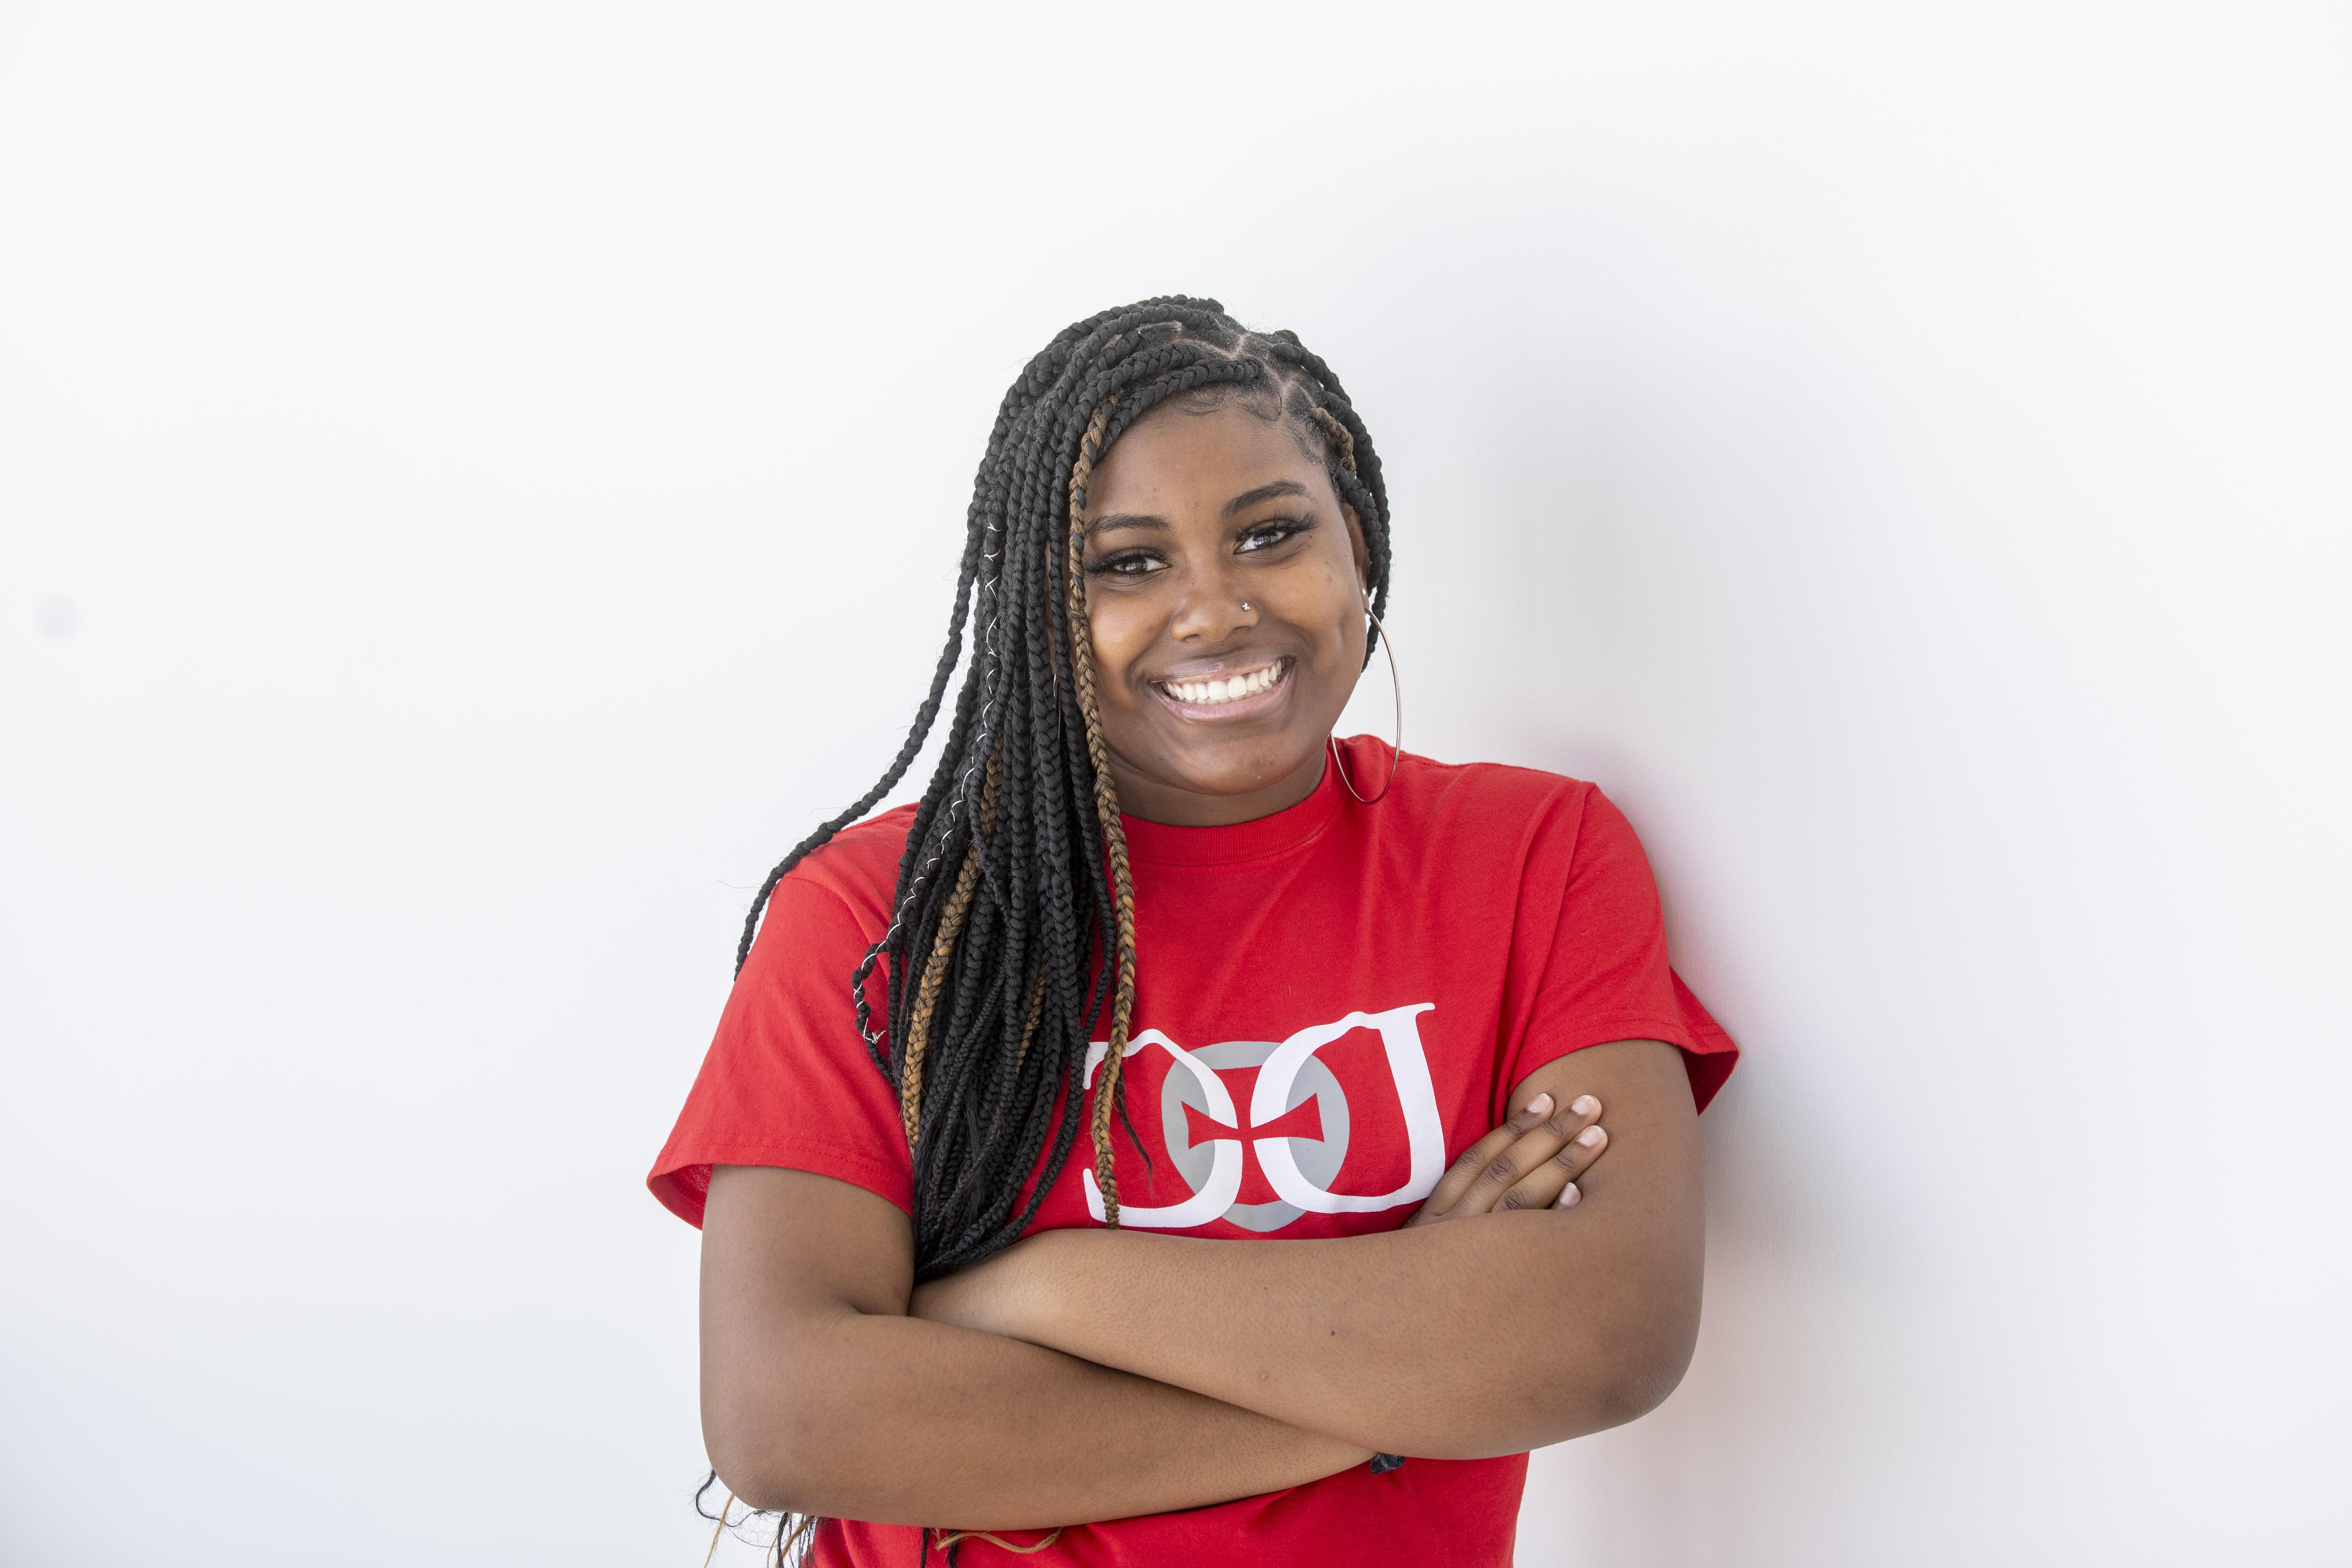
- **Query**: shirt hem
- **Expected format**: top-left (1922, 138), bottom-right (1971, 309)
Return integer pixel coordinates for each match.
top-left (1510, 1011), bottom-right (1729, 1080)
top-left (650, 1136), bottom-right (914, 1226)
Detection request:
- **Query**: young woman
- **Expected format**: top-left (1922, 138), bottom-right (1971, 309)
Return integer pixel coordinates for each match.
top-left (649, 299), bottom-right (1738, 1566)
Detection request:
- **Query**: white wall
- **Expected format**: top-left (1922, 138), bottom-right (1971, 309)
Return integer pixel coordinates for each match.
top-left (3, 4), bottom-right (2345, 1563)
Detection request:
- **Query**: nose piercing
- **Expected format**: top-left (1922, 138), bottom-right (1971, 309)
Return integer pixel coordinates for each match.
top-left (1240, 600), bottom-right (1253, 612)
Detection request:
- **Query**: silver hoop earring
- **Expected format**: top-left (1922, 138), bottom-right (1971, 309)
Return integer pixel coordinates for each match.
top-left (1330, 606), bottom-right (1401, 805)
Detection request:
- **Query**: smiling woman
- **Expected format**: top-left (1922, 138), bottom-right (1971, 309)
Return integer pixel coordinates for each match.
top-left (1079, 394), bottom-right (1374, 822)
top-left (647, 299), bottom-right (1738, 1567)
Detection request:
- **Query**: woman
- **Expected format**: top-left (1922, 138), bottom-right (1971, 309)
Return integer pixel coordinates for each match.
top-left (649, 298), bottom-right (1738, 1565)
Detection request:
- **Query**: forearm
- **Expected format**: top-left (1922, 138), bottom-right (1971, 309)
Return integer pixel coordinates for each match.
top-left (932, 1043), bottom-right (1708, 1459)
top-left (705, 1302), bottom-right (1371, 1528)
top-left (999, 1213), bottom-right (1689, 1459)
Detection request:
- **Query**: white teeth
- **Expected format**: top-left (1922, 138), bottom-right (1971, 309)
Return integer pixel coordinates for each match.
top-left (1164, 662), bottom-right (1283, 707)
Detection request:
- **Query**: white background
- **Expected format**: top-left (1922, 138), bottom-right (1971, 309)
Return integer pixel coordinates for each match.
top-left (4, 3), bottom-right (2346, 1563)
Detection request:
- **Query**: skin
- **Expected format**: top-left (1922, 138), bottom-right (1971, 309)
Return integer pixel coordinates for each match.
top-left (912, 1043), bottom-right (1698, 1461)
top-left (1076, 390), bottom-right (1368, 826)
top-left (699, 396), bottom-right (1705, 1526)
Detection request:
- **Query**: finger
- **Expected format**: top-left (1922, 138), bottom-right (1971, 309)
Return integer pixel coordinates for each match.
top-left (1450, 1094), bottom-right (1603, 1219)
top-left (1413, 1093), bottom-right (1562, 1223)
top-left (1498, 1113), bottom-right (1609, 1213)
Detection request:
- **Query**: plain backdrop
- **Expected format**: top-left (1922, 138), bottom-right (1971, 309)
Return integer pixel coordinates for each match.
top-left (3, 3), bottom-right (2347, 1563)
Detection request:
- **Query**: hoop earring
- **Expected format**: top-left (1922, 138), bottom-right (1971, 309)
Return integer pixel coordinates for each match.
top-left (1330, 606), bottom-right (1401, 805)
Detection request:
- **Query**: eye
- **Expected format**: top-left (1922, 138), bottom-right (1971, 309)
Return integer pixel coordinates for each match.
top-left (1236, 516), bottom-right (1314, 554)
top-left (1086, 549), bottom-right (1168, 581)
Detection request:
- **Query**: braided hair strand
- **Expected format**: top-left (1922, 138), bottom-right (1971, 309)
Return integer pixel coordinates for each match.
top-left (735, 298), bottom-right (1393, 1281)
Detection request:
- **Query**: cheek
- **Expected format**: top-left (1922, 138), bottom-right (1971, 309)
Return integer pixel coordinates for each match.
top-left (1295, 573), bottom-right (1363, 661)
top-left (1081, 602), bottom-right (1152, 701)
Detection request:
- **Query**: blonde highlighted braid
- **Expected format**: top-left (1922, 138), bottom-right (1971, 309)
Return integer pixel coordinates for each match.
top-left (715, 296), bottom-right (1393, 1566)
top-left (730, 300), bottom-right (1390, 1282)
top-left (1064, 402), bottom-right (1139, 1223)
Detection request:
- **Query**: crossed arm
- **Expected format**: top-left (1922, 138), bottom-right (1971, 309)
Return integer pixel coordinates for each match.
top-left (699, 1038), bottom-right (1703, 1529)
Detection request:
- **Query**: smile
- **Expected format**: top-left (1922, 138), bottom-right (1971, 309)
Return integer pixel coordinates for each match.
top-left (1153, 658), bottom-right (1290, 714)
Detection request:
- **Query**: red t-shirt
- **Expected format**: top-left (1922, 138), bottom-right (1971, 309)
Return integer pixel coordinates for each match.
top-left (651, 739), bottom-right (1738, 1567)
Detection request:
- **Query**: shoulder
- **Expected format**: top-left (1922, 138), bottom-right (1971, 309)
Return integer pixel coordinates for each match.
top-left (733, 802), bottom-right (916, 993)
top-left (774, 803), bottom-right (918, 925)
top-left (1363, 740), bottom-right (1605, 836)
top-left (1353, 741), bottom-right (1647, 885)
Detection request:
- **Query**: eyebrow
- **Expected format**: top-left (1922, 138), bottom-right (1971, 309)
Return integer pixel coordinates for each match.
top-left (1086, 480), bottom-right (1315, 540)
top-left (1222, 480), bottom-right (1312, 516)
top-left (1085, 512), bottom-right (1169, 540)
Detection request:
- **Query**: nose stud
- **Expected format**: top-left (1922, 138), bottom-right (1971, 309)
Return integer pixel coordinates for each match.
top-left (1240, 600), bottom-right (1253, 612)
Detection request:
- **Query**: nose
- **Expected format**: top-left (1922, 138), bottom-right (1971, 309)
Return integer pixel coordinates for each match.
top-left (1168, 560), bottom-right (1257, 644)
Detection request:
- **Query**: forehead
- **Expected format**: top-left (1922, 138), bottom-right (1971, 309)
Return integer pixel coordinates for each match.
top-left (1086, 399), bottom-right (1329, 517)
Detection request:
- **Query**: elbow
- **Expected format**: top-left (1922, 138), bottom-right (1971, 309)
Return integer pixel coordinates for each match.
top-left (1569, 1282), bottom-right (1702, 1440)
top-left (1584, 1318), bottom-right (1698, 1434)
top-left (708, 1410), bottom-right (849, 1519)
top-left (706, 1456), bottom-right (805, 1521)
top-left (702, 1349), bottom-right (841, 1517)
top-left (1508, 1279), bottom-right (1702, 1454)
top-left (1402, 1301), bottom-right (1700, 1462)
top-left (705, 1405), bottom-right (818, 1518)
top-left (703, 1290), bottom-right (915, 1518)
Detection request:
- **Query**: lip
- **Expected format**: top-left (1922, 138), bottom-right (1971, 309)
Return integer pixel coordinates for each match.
top-left (1149, 657), bottom-right (1293, 723)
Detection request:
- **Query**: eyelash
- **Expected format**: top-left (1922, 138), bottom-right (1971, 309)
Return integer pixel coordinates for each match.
top-left (1085, 517), bottom-right (1315, 581)
top-left (1086, 552), bottom-right (1166, 581)
top-left (1238, 516), bottom-right (1314, 553)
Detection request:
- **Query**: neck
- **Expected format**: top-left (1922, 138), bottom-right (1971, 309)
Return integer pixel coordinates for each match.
top-left (1106, 744), bottom-right (1329, 827)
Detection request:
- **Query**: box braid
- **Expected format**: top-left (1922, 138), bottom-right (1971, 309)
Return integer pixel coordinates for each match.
top-left (733, 299), bottom-right (1391, 1287)
top-left (716, 302), bottom-right (1390, 1562)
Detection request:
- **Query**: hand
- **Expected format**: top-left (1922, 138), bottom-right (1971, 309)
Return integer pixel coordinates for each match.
top-left (1405, 1091), bottom-right (1609, 1226)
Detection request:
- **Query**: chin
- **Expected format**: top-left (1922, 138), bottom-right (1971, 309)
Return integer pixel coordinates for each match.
top-left (1161, 737), bottom-right (1319, 797)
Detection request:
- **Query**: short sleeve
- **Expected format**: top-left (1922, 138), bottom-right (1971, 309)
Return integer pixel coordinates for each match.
top-left (646, 877), bottom-right (914, 1227)
top-left (1508, 788), bottom-right (1739, 1111)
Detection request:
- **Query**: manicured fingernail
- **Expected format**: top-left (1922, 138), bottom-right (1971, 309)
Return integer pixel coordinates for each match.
top-left (1525, 1093), bottom-right (1554, 1118)
top-left (1576, 1126), bottom-right (1605, 1147)
top-left (1555, 1183), bottom-right (1581, 1208)
top-left (1572, 1096), bottom-right (1600, 1116)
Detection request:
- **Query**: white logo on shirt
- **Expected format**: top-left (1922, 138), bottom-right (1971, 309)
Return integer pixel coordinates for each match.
top-left (1079, 1003), bottom-right (1444, 1231)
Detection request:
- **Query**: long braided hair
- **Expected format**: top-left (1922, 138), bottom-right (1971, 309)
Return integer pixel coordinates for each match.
top-left (715, 301), bottom-right (1392, 1561)
top-left (736, 299), bottom-right (1391, 1284)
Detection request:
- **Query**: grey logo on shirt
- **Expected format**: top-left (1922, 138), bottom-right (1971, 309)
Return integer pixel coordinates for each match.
top-left (1162, 1041), bottom-right (1352, 1232)
top-left (1079, 1004), bottom-right (1444, 1231)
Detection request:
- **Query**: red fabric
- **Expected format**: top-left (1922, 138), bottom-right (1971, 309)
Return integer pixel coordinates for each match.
top-left (650, 740), bottom-right (1738, 1567)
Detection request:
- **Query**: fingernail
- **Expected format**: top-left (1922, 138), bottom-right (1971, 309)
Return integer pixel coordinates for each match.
top-left (1555, 1184), bottom-right (1581, 1208)
top-left (1571, 1095), bottom-right (1600, 1116)
top-left (1576, 1126), bottom-right (1605, 1147)
top-left (1525, 1093), bottom-right (1554, 1118)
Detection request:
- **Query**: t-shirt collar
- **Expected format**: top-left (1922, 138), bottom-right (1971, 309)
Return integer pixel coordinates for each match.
top-left (1118, 750), bottom-right (1344, 867)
